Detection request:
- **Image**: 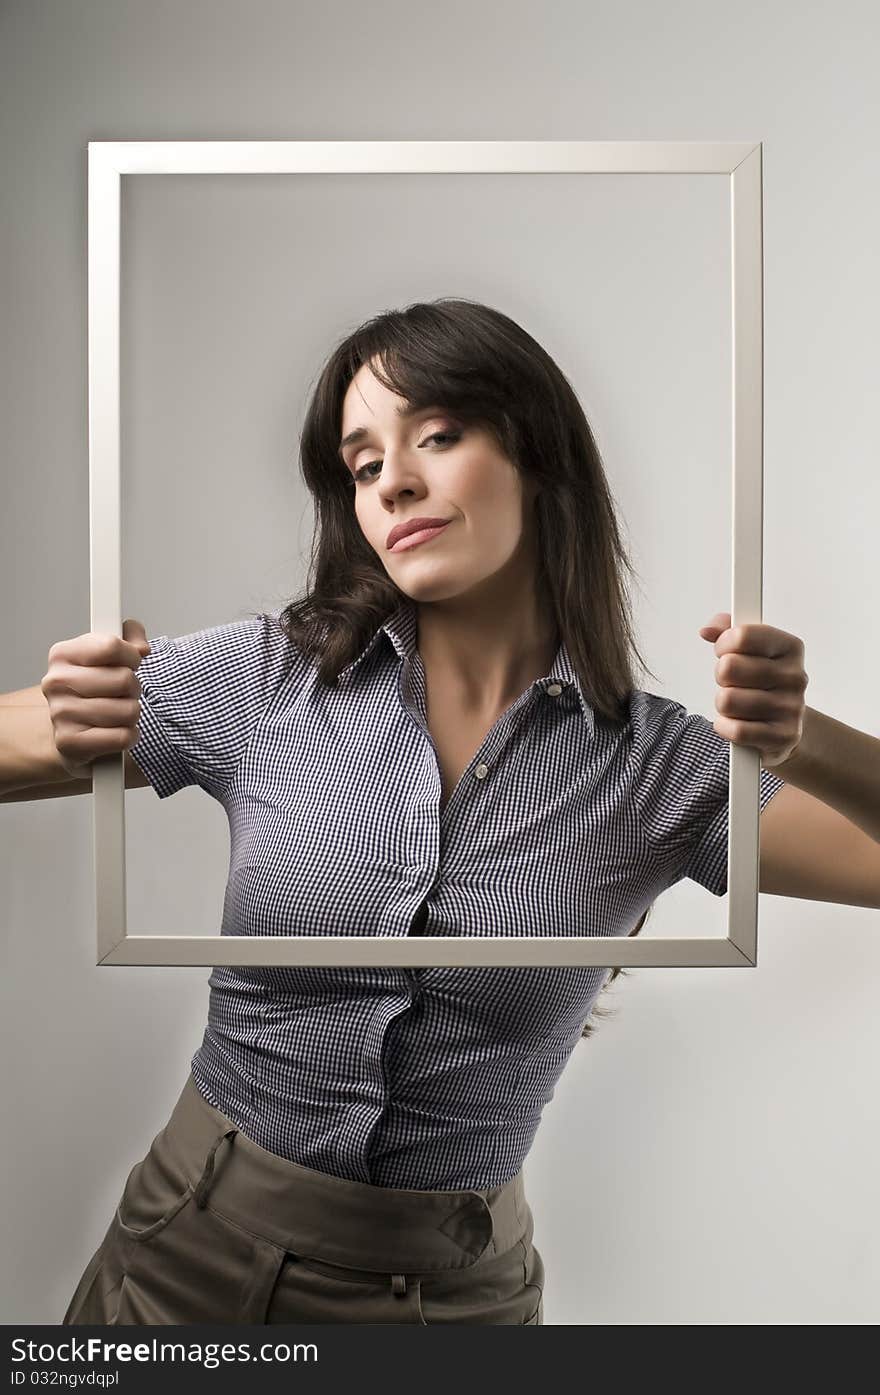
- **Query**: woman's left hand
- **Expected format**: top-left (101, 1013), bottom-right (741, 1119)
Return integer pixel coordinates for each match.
top-left (698, 612), bottom-right (809, 768)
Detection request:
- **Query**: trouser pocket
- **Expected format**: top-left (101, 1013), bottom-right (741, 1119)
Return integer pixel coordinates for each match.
top-left (66, 1118), bottom-right (287, 1325)
top-left (109, 1124), bottom-right (288, 1324)
top-left (113, 1120), bottom-right (200, 1243)
top-left (111, 1201), bottom-right (288, 1325)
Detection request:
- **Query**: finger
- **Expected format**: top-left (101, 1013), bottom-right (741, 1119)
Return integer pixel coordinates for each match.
top-left (50, 630), bottom-right (147, 669)
top-left (715, 686), bottom-right (801, 720)
top-left (713, 623), bottom-right (800, 658)
top-left (58, 696), bottom-right (141, 729)
top-left (43, 660), bottom-right (141, 698)
top-left (123, 618), bottom-right (151, 657)
top-left (699, 612), bottom-right (731, 636)
top-left (716, 652), bottom-right (806, 690)
top-left (702, 612), bottom-right (731, 629)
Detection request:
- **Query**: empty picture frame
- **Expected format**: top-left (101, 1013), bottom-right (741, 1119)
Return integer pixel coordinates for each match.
top-left (88, 137), bottom-right (765, 969)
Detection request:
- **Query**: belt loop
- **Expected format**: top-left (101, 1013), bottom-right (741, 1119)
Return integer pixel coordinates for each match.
top-left (193, 1126), bottom-right (238, 1209)
top-left (390, 1274), bottom-right (407, 1296)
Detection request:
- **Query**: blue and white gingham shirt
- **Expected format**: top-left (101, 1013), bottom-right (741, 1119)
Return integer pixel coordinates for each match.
top-left (129, 598), bottom-right (785, 1190)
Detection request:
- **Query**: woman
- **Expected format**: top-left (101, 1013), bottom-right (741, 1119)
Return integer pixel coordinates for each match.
top-left (58, 298), bottom-right (786, 1325)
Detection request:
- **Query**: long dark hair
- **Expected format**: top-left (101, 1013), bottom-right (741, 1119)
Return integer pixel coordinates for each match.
top-left (277, 297), bottom-right (660, 1037)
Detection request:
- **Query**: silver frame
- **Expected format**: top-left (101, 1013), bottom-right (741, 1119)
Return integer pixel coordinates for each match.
top-left (88, 138), bottom-right (765, 968)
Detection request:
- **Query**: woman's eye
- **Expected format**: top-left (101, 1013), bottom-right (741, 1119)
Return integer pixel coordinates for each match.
top-left (353, 431), bottom-right (460, 483)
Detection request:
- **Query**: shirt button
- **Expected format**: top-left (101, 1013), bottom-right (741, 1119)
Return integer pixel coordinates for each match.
top-left (546, 683), bottom-right (563, 696)
top-left (475, 763), bottom-right (489, 780)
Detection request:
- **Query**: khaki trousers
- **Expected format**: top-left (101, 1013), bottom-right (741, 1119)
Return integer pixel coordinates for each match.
top-left (62, 1072), bottom-right (545, 1325)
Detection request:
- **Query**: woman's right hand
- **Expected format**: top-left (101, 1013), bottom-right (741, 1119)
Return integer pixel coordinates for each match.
top-left (40, 619), bottom-right (152, 780)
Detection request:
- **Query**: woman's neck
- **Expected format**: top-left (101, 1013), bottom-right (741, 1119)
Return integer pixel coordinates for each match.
top-left (416, 589), bottom-right (560, 714)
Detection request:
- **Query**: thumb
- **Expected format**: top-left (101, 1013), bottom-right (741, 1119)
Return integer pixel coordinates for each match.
top-left (122, 617), bottom-right (150, 656)
top-left (698, 611), bottom-right (731, 641)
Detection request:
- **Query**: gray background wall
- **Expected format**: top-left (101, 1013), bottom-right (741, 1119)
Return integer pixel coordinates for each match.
top-left (1, 0), bottom-right (878, 1324)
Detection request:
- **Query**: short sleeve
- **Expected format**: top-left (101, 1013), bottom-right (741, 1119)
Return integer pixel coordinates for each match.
top-left (630, 691), bottom-right (787, 897)
top-left (128, 611), bottom-right (302, 801)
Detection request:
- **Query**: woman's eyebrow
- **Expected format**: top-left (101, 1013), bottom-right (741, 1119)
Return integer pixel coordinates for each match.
top-left (338, 405), bottom-right (444, 459)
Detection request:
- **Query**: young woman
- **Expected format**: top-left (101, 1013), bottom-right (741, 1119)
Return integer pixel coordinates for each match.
top-left (43, 298), bottom-right (786, 1324)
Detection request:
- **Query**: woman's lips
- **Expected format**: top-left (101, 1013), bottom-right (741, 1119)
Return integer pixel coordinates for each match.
top-left (389, 521), bottom-right (452, 553)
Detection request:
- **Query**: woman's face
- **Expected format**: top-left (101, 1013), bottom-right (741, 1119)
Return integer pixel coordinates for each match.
top-left (338, 360), bottom-right (539, 606)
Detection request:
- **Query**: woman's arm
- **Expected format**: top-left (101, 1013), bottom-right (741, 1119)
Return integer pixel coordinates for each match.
top-left (0, 684), bottom-right (73, 795)
top-left (0, 683), bottom-right (148, 800)
top-left (757, 706), bottom-right (880, 909)
top-left (769, 705), bottom-right (880, 843)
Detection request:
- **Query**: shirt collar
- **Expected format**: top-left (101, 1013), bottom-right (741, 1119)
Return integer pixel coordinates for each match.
top-left (337, 596), bottom-right (596, 736)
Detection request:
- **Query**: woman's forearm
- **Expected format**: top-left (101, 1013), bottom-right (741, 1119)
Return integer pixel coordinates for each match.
top-left (0, 687), bottom-right (73, 796)
top-left (769, 706), bottom-right (880, 843)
